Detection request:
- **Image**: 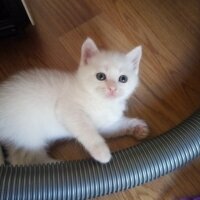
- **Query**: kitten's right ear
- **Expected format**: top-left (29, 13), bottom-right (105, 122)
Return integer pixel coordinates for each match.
top-left (126, 46), bottom-right (142, 74)
top-left (81, 38), bottom-right (99, 65)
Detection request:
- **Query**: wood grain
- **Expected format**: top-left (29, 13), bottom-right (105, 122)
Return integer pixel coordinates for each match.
top-left (0, 0), bottom-right (200, 199)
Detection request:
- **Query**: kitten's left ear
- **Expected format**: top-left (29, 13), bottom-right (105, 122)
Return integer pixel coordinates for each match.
top-left (81, 37), bottom-right (99, 65)
top-left (126, 46), bottom-right (142, 74)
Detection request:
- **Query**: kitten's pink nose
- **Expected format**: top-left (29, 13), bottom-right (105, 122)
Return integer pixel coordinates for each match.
top-left (106, 80), bottom-right (117, 95)
top-left (108, 86), bottom-right (116, 92)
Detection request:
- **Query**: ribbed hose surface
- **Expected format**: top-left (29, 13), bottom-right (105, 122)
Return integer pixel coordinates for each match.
top-left (0, 111), bottom-right (200, 200)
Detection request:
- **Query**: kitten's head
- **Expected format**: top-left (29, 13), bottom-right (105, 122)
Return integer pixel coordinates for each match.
top-left (76, 38), bottom-right (142, 101)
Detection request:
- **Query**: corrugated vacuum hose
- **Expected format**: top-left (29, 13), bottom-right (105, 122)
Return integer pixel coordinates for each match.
top-left (0, 110), bottom-right (200, 200)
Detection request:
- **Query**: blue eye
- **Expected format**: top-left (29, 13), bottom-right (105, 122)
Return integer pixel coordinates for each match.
top-left (119, 75), bottom-right (128, 83)
top-left (96, 73), bottom-right (106, 81)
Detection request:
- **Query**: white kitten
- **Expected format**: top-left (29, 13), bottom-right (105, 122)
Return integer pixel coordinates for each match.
top-left (0, 38), bottom-right (148, 165)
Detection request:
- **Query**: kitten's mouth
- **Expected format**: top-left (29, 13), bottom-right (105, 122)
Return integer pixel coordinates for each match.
top-left (98, 88), bottom-right (118, 98)
top-left (106, 91), bottom-right (117, 98)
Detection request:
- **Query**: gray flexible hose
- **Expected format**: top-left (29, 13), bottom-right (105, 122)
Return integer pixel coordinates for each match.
top-left (0, 110), bottom-right (200, 200)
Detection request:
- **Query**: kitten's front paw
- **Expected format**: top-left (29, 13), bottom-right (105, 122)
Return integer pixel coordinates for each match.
top-left (129, 119), bottom-right (149, 140)
top-left (90, 143), bottom-right (111, 164)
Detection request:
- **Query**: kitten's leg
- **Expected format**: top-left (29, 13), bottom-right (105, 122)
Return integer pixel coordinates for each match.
top-left (66, 117), bottom-right (111, 163)
top-left (102, 117), bottom-right (149, 140)
top-left (56, 105), bottom-right (111, 163)
top-left (7, 147), bottom-right (57, 165)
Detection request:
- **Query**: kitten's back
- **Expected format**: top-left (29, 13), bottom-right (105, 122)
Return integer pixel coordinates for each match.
top-left (0, 69), bottom-right (68, 149)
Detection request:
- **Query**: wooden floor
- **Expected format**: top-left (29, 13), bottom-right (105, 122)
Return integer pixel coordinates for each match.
top-left (1, 0), bottom-right (200, 199)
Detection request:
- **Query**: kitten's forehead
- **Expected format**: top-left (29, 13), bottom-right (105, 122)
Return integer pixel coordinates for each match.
top-left (93, 52), bottom-right (132, 72)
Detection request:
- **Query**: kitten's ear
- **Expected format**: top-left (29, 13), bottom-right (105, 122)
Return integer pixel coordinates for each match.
top-left (81, 37), bottom-right (99, 65)
top-left (126, 46), bottom-right (142, 74)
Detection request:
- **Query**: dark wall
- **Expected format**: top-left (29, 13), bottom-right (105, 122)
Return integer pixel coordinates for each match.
top-left (0, 0), bottom-right (30, 37)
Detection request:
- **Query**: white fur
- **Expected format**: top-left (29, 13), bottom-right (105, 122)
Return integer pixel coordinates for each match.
top-left (0, 38), bottom-right (148, 165)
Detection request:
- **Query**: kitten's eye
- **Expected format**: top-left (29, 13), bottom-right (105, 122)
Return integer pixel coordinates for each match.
top-left (96, 72), bottom-right (106, 81)
top-left (119, 75), bottom-right (128, 83)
